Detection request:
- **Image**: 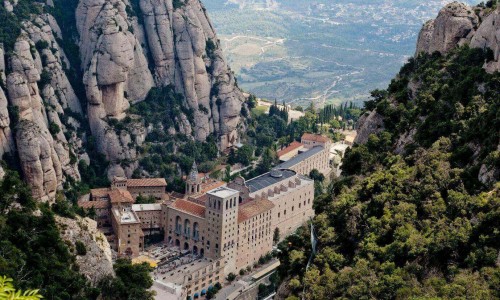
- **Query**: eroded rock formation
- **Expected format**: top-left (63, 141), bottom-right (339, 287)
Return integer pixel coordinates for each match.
top-left (0, 0), bottom-right (94, 200)
top-left (471, 8), bottom-right (500, 72)
top-left (75, 0), bottom-right (245, 178)
top-left (416, 2), bottom-right (500, 73)
top-left (0, 0), bottom-right (246, 198)
top-left (416, 2), bottom-right (478, 55)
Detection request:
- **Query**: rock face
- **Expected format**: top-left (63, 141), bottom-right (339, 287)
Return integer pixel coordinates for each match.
top-left (416, 3), bottom-right (500, 73)
top-left (354, 110), bottom-right (384, 144)
top-left (56, 216), bottom-right (114, 285)
top-left (5, 19), bottom-right (84, 201)
top-left (471, 8), bottom-right (500, 72)
top-left (76, 0), bottom-right (153, 178)
top-left (415, 2), bottom-right (478, 55)
top-left (139, 0), bottom-right (244, 142)
top-left (0, 86), bottom-right (15, 158)
top-left (74, 0), bottom-right (245, 178)
top-left (0, 0), bottom-right (246, 197)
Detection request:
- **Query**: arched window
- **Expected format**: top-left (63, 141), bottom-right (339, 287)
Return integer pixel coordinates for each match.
top-left (184, 219), bottom-right (191, 236)
top-left (193, 222), bottom-right (199, 240)
top-left (175, 216), bottom-right (182, 233)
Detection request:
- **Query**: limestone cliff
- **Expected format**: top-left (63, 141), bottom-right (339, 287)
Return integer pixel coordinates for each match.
top-left (416, 2), bottom-right (500, 73)
top-left (1, 14), bottom-right (85, 202)
top-left (0, 0), bottom-right (246, 199)
top-left (56, 216), bottom-right (114, 285)
top-left (415, 2), bottom-right (478, 55)
top-left (74, 0), bottom-right (245, 178)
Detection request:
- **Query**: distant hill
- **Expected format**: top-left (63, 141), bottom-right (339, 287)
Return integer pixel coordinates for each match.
top-left (204, 0), bottom-right (478, 107)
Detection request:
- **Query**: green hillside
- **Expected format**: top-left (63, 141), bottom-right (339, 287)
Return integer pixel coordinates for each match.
top-left (276, 46), bottom-right (500, 299)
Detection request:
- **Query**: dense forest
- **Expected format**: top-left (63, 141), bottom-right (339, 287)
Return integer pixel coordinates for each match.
top-left (276, 46), bottom-right (500, 299)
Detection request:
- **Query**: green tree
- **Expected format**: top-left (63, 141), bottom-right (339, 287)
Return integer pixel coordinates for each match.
top-left (273, 228), bottom-right (280, 244)
top-left (308, 169), bottom-right (325, 182)
top-left (0, 276), bottom-right (43, 300)
top-left (99, 259), bottom-right (154, 300)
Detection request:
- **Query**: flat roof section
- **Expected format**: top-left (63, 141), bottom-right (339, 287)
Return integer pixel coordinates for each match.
top-left (206, 187), bottom-right (239, 198)
top-left (113, 208), bottom-right (140, 224)
top-left (277, 146), bottom-right (324, 169)
top-left (246, 169), bottom-right (296, 193)
top-left (132, 203), bottom-right (162, 211)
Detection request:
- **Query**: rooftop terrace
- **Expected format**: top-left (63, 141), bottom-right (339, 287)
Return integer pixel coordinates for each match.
top-left (206, 186), bottom-right (239, 198)
top-left (113, 207), bottom-right (140, 224)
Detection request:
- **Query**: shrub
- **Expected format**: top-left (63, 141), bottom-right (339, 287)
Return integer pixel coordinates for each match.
top-left (35, 40), bottom-right (49, 51)
top-left (75, 240), bottom-right (87, 256)
top-left (173, 0), bottom-right (184, 9)
top-left (39, 69), bottom-right (52, 89)
top-left (49, 121), bottom-right (61, 136)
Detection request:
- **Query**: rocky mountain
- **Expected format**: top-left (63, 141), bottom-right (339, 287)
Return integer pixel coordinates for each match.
top-left (0, 0), bottom-right (246, 201)
top-left (416, 1), bottom-right (500, 72)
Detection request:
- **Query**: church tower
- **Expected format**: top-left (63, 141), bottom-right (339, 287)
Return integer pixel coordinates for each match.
top-left (185, 162), bottom-right (201, 195)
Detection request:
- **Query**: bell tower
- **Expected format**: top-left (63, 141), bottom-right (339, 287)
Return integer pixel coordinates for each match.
top-left (185, 162), bottom-right (201, 195)
top-left (205, 187), bottom-right (240, 275)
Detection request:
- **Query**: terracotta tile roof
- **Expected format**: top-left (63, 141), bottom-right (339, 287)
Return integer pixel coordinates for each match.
top-left (126, 178), bottom-right (167, 187)
top-left (90, 188), bottom-right (111, 198)
top-left (201, 180), bottom-right (226, 194)
top-left (238, 199), bottom-right (275, 223)
top-left (78, 199), bottom-right (109, 209)
top-left (277, 141), bottom-right (304, 157)
top-left (192, 194), bottom-right (208, 204)
top-left (170, 192), bottom-right (185, 199)
top-left (109, 189), bottom-right (134, 204)
top-left (301, 133), bottom-right (329, 143)
top-left (170, 199), bottom-right (206, 218)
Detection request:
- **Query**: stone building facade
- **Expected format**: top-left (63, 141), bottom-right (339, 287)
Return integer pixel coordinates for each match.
top-left (79, 178), bottom-right (166, 257)
top-left (161, 167), bottom-right (314, 298)
top-left (78, 136), bottom-right (330, 298)
top-left (277, 133), bottom-right (332, 176)
top-left (112, 176), bottom-right (167, 199)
